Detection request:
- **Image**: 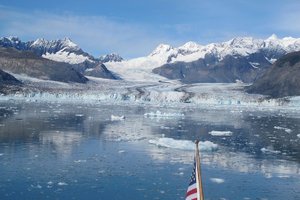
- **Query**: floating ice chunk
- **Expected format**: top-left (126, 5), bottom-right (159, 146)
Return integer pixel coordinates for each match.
top-left (118, 150), bottom-right (126, 153)
top-left (144, 110), bottom-right (184, 118)
top-left (75, 114), bottom-right (84, 117)
top-left (261, 147), bottom-right (281, 154)
top-left (58, 182), bottom-right (68, 186)
top-left (74, 159), bottom-right (87, 163)
top-left (47, 181), bottom-right (53, 185)
top-left (0, 153), bottom-right (3, 156)
top-left (274, 126), bottom-right (292, 133)
top-left (111, 115), bottom-right (125, 121)
top-left (31, 184), bottom-right (42, 189)
top-left (210, 178), bottom-right (225, 184)
top-left (209, 131), bottom-right (233, 136)
top-left (297, 134), bottom-right (300, 138)
top-left (277, 175), bottom-right (290, 178)
top-left (148, 137), bottom-right (218, 151)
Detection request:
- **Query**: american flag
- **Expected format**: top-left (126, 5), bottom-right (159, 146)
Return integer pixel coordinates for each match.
top-left (185, 160), bottom-right (199, 200)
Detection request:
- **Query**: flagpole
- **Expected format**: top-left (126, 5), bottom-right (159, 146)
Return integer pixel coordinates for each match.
top-left (195, 140), bottom-right (205, 200)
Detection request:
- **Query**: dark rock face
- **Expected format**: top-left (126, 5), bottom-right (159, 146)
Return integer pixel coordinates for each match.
top-left (153, 52), bottom-right (271, 83)
top-left (84, 63), bottom-right (117, 79)
top-left (99, 53), bottom-right (123, 63)
top-left (246, 51), bottom-right (300, 98)
top-left (0, 47), bottom-right (88, 83)
top-left (0, 69), bottom-right (21, 85)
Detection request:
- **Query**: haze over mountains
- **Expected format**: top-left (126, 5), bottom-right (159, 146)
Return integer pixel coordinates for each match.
top-left (1, 35), bottom-right (300, 98)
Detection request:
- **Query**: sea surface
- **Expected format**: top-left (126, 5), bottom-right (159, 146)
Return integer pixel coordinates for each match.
top-left (0, 101), bottom-right (299, 200)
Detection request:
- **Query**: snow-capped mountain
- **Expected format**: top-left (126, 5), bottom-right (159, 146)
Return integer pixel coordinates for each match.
top-left (0, 36), bottom-right (95, 65)
top-left (99, 53), bottom-right (123, 63)
top-left (148, 34), bottom-right (300, 64)
top-left (106, 34), bottom-right (300, 83)
top-left (0, 36), bottom-right (119, 79)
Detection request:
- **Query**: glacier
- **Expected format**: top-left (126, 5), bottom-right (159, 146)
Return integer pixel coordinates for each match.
top-left (1, 75), bottom-right (300, 111)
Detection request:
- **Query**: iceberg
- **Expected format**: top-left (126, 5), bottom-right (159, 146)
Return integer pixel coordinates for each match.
top-left (209, 130), bottom-right (233, 136)
top-left (111, 115), bottom-right (125, 121)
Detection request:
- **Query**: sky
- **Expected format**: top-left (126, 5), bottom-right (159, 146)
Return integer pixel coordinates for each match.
top-left (1, 0), bottom-right (300, 58)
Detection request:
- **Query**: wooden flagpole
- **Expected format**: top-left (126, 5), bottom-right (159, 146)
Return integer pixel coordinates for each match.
top-left (195, 140), bottom-right (205, 200)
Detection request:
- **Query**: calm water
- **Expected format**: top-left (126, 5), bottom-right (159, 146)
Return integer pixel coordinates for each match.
top-left (0, 102), bottom-right (299, 200)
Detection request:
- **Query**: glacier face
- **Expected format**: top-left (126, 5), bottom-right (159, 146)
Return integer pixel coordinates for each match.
top-left (2, 73), bottom-right (299, 110)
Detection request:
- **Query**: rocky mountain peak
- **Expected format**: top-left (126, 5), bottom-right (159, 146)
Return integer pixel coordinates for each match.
top-left (149, 44), bottom-right (174, 57)
top-left (267, 34), bottom-right (278, 41)
top-left (99, 53), bottom-right (123, 63)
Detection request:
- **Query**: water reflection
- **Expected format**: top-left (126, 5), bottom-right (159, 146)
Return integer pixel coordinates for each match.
top-left (40, 131), bottom-right (83, 157)
top-left (0, 102), bottom-right (299, 199)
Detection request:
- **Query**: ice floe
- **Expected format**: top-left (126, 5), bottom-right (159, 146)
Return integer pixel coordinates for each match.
top-left (148, 137), bottom-right (218, 151)
top-left (261, 147), bottom-right (281, 154)
top-left (274, 126), bottom-right (292, 133)
top-left (111, 115), bottom-right (125, 121)
top-left (74, 159), bottom-right (87, 163)
top-left (144, 111), bottom-right (184, 118)
top-left (209, 130), bottom-right (233, 136)
top-left (58, 182), bottom-right (68, 186)
top-left (210, 178), bottom-right (225, 184)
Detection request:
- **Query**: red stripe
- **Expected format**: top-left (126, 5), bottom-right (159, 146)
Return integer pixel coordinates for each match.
top-left (186, 188), bottom-right (197, 196)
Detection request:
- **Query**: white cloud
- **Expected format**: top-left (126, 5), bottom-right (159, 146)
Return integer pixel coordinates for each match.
top-left (0, 7), bottom-right (172, 58)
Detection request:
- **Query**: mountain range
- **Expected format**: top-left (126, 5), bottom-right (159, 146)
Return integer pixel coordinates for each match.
top-left (0, 37), bottom-right (121, 79)
top-left (1, 35), bottom-right (300, 97)
top-left (150, 35), bottom-right (300, 83)
top-left (105, 34), bottom-right (300, 83)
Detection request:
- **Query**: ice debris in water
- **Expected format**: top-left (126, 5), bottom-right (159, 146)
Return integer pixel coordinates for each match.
top-left (111, 115), bottom-right (125, 121)
top-left (31, 184), bottom-right (42, 189)
top-left (261, 147), bottom-right (281, 154)
top-left (297, 134), bottom-right (300, 138)
top-left (74, 159), bottom-right (87, 163)
top-left (274, 126), bottom-right (292, 133)
top-left (58, 182), bottom-right (68, 186)
top-left (209, 130), bottom-right (233, 136)
top-left (144, 110), bottom-right (184, 118)
top-left (148, 137), bottom-right (218, 151)
top-left (210, 178), bottom-right (225, 184)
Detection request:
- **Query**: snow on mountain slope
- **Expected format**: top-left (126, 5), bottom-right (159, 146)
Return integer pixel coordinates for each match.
top-left (106, 35), bottom-right (300, 82)
top-left (32, 37), bottom-right (94, 64)
top-left (0, 37), bottom-right (95, 65)
top-left (42, 51), bottom-right (92, 64)
top-left (105, 54), bottom-right (173, 82)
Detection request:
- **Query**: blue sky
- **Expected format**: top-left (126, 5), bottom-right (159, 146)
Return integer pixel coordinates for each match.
top-left (1, 0), bottom-right (300, 58)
